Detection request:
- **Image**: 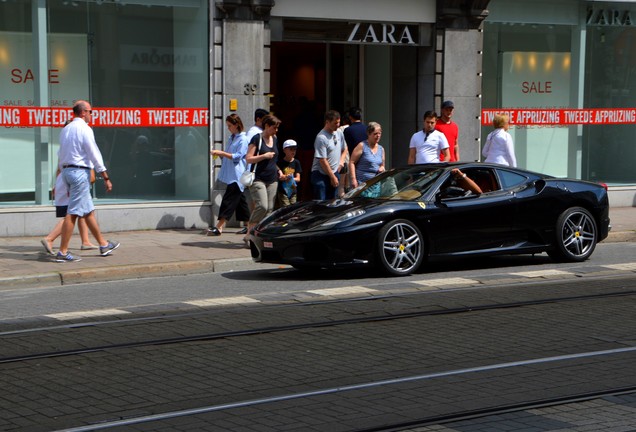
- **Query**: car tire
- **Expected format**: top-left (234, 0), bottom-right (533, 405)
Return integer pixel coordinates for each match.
top-left (376, 219), bottom-right (424, 276)
top-left (549, 206), bottom-right (597, 262)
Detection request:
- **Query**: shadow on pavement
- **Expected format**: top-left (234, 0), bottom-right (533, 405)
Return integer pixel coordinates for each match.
top-left (221, 254), bottom-right (556, 282)
top-left (181, 241), bottom-right (246, 250)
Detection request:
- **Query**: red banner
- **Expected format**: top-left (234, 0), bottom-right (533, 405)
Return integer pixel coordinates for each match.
top-left (0, 107), bottom-right (209, 127)
top-left (481, 108), bottom-right (636, 126)
top-left (5, 106), bottom-right (634, 128)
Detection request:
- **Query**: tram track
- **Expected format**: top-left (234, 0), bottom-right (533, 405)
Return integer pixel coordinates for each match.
top-left (3, 288), bottom-right (636, 364)
top-left (51, 347), bottom-right (636, 431)
top-left (363, 386), bottom-right (636, 432)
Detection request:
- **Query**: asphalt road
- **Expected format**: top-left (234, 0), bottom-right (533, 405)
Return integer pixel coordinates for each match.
top-left (0, 242), bottom-right (634, 321)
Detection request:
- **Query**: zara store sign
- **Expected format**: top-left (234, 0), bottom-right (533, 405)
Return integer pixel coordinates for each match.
top-left (347, 22), bottom-right (417, 45)
top-left (281, 19), bottom-right (424, 46)
top-left (587, 7), bottom-right (635, 26)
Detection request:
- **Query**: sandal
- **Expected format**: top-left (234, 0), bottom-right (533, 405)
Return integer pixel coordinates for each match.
top-left (206, 227), bottom-right (222, 236)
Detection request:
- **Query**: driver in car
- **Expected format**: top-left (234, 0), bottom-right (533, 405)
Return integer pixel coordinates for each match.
top-left (448, 168), bottom-right (482, 195)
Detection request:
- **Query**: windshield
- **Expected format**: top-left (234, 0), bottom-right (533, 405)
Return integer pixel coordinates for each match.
top-left (344, 166), bottom-right (444, 200)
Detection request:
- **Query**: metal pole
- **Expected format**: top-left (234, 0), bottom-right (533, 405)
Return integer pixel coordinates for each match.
top-left (33, 0), bottom-right (50, 204)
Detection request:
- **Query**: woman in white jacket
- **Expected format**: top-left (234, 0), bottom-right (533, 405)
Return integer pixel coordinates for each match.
top-left (482, 114), bottom-right (517, 167)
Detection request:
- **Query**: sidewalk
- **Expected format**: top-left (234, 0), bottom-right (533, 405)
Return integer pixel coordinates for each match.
top-left (0, 227), bottom-right (254, 289)
top-left (1, 207), bottom-right (635, 289)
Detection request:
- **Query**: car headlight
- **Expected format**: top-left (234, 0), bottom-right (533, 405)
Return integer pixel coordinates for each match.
top-left (320, 209), bottom-right (366, 227)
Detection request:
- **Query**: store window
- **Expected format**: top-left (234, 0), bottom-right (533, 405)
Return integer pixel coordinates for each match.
top-left (0, 0), bottom-right (209, 206)
top-left (482, 22), bottom-right (574, 177)
top-left (584, 25), bottom-right (636, 185)
top-left (0, 1), bottom-right (34, 202)
top-left (483, 13), bottom-right (636, 186)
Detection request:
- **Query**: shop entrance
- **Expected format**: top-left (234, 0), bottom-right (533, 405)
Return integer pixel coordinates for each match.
top-left (270, 42), bottom-right (359, 148)
top-left (270, 41), bottom-right (415, 199)
top-left (270, 41), bottom-right (359, 199)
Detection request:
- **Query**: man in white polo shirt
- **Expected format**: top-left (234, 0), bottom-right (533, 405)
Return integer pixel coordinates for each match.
top-left (408, 110), bottom-right (450, 164)
top-left (56, 100), bottom-right (120, 262)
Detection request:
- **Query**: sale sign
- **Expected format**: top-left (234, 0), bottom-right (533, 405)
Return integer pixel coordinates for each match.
top-left (500, 51), bottom-right (571, 176)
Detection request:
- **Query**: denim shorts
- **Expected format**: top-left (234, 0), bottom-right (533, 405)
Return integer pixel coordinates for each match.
top-left (310, 170), bottom-right (339, 201)
top-left (62, 167), bottom-right (94, 217)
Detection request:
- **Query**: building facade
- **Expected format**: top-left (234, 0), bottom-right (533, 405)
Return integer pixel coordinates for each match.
top-left (1, 0), bottom-right (487, 235)
top-left (483, 0), bottom-right (636, 206)
top-left (1, 0), bottom-right (632, 236)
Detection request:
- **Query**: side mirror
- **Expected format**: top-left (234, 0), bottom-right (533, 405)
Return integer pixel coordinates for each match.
top-left (534, 179), bottom-right (547, 193)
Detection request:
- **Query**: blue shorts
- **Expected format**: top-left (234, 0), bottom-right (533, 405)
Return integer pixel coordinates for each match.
top-left (62, 167), bottom-right (94, 217)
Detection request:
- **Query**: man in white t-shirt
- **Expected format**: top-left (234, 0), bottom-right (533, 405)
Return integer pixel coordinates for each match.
top-left (408, 110), bottom-right (450, 164)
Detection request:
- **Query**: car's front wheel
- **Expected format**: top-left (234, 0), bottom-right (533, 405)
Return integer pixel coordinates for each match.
top-left (376, 219), bottom-right (424, 276)
top-left (549, 206), bottom-right (597, 262)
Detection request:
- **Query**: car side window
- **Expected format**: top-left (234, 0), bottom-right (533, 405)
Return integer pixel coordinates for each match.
top-left (463, 168), bottom-right (500, 193)
top-left (497, 170), bottom-right (527, 189)
top-left (438, 171), bottom-right (480, 200)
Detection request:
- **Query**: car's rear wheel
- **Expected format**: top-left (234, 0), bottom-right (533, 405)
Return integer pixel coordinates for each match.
top-left (376, 219), bottom-right (424, 276)
top-left (549, 207), bottom-right (597, 262)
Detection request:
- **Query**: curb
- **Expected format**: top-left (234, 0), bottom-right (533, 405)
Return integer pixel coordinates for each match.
top-left (607, 231), bottom-right (636, 243)
top-left (0, 273), bottom-right (62, 290)
top-left (0, 258), bottom-right (255, 289)
top-left (59, 260), bottom-right (217, 285)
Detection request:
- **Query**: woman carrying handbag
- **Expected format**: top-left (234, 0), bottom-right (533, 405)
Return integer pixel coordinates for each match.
top-left (208, 114), bottom-right (250, 236)
top-left (244, 115), bottom-right (283, 247)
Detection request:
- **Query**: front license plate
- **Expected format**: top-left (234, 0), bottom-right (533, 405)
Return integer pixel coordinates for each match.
top-left (263, 241), bottom-right (273, 248)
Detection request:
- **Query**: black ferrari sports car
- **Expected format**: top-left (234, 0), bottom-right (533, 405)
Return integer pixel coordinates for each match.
top-left (247, 163), bottom-right (610, 276)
